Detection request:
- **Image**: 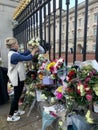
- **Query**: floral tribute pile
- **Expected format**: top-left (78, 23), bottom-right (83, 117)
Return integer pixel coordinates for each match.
top-left (23, 39), bottom-right (98, 128)
top-left (24, 49), bottom-right (98, 108)
top-left (65, 61), bottom-right (98, 125)
top-left (36, 57), bottom-right (66, 102)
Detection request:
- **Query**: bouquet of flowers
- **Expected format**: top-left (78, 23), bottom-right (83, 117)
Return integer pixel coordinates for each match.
top-left (46, 58), bottom-right (65, 79)
top-left (23, 84), bottom-right (35, 109)
top-left (27, 37), bottom-right (40, 48)
top-left (65, 64), bottom-right (98, 106)
top-left (38, 54), bottom-right (45, 64)
top-left (54, 86), bottom-right (65, 100)
top-left (27, 37), bottom-right (40, 63)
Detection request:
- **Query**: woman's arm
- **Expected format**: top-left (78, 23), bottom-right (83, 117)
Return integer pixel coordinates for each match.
top-left (11, 53), bottom-right (33, 64)
top-left (19, 50), bottom-right (31, 56)
top-left (39, 45), bottom-right (45, 54)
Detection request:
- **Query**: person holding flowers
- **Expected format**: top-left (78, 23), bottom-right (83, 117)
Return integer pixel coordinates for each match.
top-left (5, 37), bottom-right (40, 122)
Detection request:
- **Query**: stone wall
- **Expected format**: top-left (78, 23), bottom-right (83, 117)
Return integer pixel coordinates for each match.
top-left (0, 0), bottom-right (18, 67)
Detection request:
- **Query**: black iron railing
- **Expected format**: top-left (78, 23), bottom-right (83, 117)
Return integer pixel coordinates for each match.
top-left (13, 0), bottom-right (98, 65)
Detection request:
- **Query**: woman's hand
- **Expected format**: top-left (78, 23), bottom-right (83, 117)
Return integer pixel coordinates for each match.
top-left (27, 44), bottom-right (32, 52)
top-left (31, 46), bottom-right (39, 56)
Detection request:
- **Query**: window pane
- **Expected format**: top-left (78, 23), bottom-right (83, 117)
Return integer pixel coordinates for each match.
top-left (94, 13), bottom-right (98, 23)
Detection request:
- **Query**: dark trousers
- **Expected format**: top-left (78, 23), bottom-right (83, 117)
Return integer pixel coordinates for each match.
top-left (0, 67), bottom-right (9, 105)
top-left (9, 80), bottom-right (24, 116)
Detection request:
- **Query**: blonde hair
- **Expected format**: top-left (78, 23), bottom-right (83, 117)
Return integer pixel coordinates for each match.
top-left (5, 37), bottom-right (18, 49)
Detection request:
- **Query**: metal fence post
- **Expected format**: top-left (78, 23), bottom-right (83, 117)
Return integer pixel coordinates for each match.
top-left (83, 0), bottom-right (88, 61)
top-left (73, 0), bottom-right (78, 63)
top-left (59, 0), bottom-right (62, 58)
top-left (53, 0), bottom-right (56, 59)
top-left (95, 15), bottom-right (98, 62)
top-left (65, 0), bottom-right (70, 65)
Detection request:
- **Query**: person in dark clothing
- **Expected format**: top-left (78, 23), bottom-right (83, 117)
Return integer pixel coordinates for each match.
top-left (0, 67), bottom-right (9, 105)
top-left (40, 40), bottom-right (51, 53)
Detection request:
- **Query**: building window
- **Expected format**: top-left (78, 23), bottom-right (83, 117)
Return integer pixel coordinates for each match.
top-left (61, 33), bottom-right (64, 40)
top-left (72, 32), bottom-right (74, 39)
top-left (61, 44), bottom-right (65, 52)
top-left (93, 28), bottom-right (97, 36)
top-left (78, 18), bottom-right (82, 27)
top-left (78, 31), bottom-right (81, 38)
top-left (93, 44), bottom-right (96, 52)
top-left (94, 13), bottom-right (98, 23)
top-left (87, 28), bottom-right (89, 36)
top-left (72, 21), bottom-right (74, 28)
top-left (62, 25), bottom-right (65, 31)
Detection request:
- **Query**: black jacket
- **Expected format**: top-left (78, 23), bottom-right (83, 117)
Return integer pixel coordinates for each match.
top-left (0, 67), bottom-right (9, 105)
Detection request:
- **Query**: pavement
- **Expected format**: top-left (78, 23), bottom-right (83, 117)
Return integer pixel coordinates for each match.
top-left (0, 99), bottom-right (56, 130)
top-left (0, 101), bottom-right (43, 130)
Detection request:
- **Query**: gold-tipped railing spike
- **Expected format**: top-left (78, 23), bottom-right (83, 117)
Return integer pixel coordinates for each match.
top-left (13, 0), bottom-right (31, 20)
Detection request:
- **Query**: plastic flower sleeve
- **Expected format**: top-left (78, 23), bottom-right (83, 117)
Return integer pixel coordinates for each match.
top-left (42, 111), bottom-right (57, 130)
top-left (71, 115), bottom-right (92, 130)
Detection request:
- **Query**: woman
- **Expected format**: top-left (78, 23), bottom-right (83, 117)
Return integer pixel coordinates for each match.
top-left (5, 37), bottom-right (39, 122)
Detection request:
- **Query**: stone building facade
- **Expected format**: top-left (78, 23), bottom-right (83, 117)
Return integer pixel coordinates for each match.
top-left (0, 0), bottom-right (20, 67)
top-left (45, 0), bottom-right (98, 53)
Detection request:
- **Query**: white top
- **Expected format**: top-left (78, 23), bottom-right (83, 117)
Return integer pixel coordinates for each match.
top-left (7, 51), bottom-right (26, 86)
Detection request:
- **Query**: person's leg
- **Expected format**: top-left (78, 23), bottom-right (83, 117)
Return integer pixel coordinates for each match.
top-left (14, 81), bottom-right (24, 112)
top-left (7, 81), bottom-right (24, 121)
top-left (9, 81), bottom-right (24, 116)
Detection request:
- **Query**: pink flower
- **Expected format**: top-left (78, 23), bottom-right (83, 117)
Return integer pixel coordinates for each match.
top-left (56, 93), bottom-right (63, 99)
top-left (86, 94), bottom-right (92, 101)
top-left (40, 63), bottom-right (46, 70)
top-left (85, 77), bottom-right (91, 82)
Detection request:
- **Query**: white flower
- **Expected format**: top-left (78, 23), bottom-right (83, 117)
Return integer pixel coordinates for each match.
top-left (41, 94), bottom-right (47, 100)
top-left (28, 37), bottom-right (40, 47)
top-left (36, 37), bottom-right (40, 43)
top-left (50, 97), bottom-right (55, 103)
top-left (59, 121), bottom-right (63, 126)
top-left (77, 84), bottom-right (85, 96)
top-left (26, 91), bottom-right (29, 94)
top-left (38, 54), bottom-right (44, 60)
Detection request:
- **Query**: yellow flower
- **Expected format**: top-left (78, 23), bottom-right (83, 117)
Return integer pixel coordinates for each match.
top-left (46, 62), bottom-right (56, 71)
top-left (93, 83), bottom-right (98, 96)
top-left (38, 73), bottom-right (43, 80)
top-left (57, 86), bottom-right (63, 93)
top-left (85, 110), bottom-right (94, 124)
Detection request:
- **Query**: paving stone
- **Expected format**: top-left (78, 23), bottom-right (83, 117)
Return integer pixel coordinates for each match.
top-left (0, 102), bottom-right (56, 130)
top-left (0, 102), bottom-right (42, 130)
